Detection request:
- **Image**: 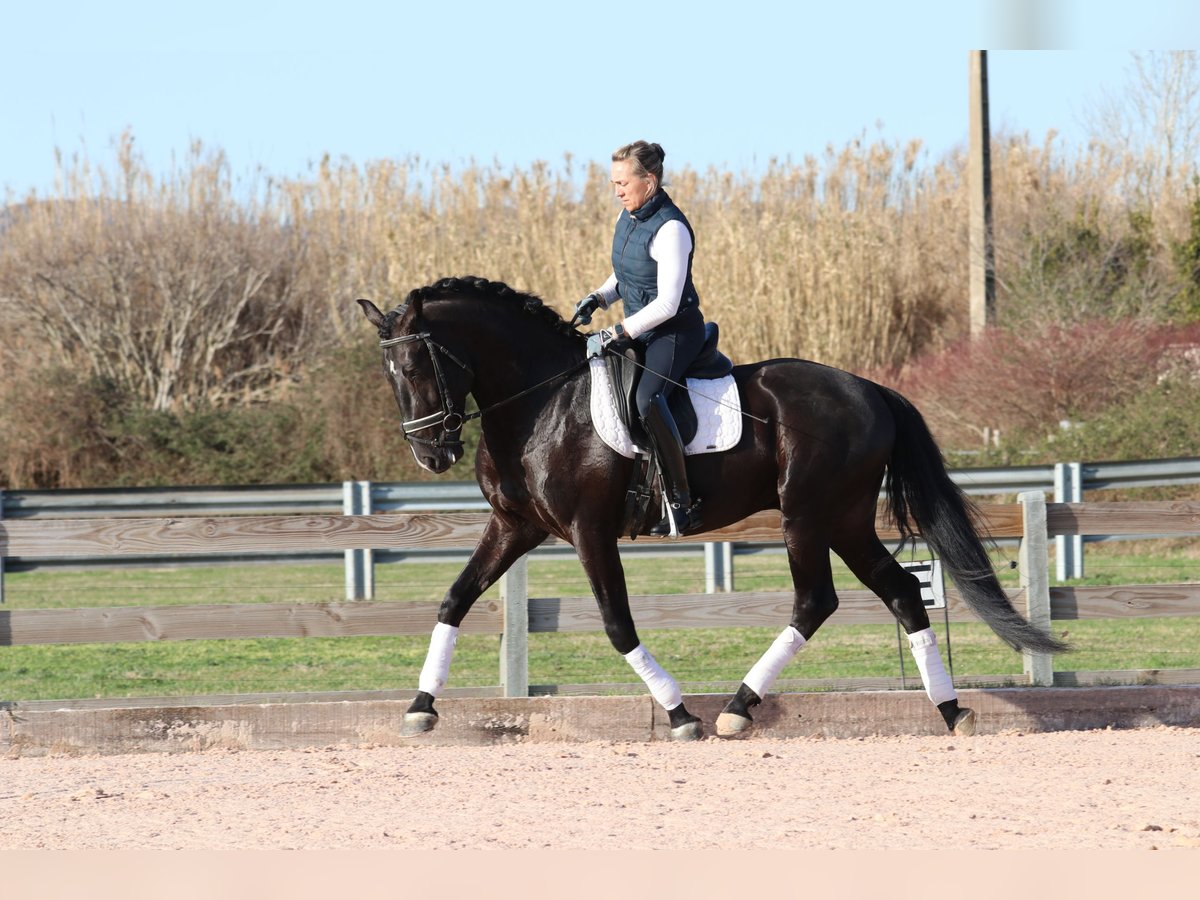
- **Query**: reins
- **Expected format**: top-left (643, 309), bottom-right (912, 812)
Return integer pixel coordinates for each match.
top-left (464, 358), bottom-right (591, 421)
top-left (379, 330), bottom-right (589, 448)
top-left (381, 317), bottom-right (785, 452)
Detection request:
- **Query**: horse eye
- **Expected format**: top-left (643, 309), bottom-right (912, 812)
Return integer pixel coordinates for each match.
top-left (387, 359), bottom-right (418, 381)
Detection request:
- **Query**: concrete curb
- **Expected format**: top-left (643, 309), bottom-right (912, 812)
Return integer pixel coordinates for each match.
top-left (3, 685), bottom-right (1198, 756)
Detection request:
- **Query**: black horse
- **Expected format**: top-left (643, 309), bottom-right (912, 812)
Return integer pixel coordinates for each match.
top-left (358, 276), bottom-right (1066, 740)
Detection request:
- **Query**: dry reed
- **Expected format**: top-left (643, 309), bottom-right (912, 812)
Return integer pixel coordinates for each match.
top-left (1, 129), bottom-right (1197, 487)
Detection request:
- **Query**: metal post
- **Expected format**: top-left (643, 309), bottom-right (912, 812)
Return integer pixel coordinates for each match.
top-left (0, 489), bottom-right (5, 605)
top-left (360, 481), bottom-right (374, 600)
top-left (500, 555), bottom-right (529, 697)
top-left (704, 541), bottom-right (733, 592)
top-left (343, 481), bottom-right (365, 600)
top-left (1018, 490), bottom-right (1054, 686)
top-left (1053, 462), bottom-right (1084, 581)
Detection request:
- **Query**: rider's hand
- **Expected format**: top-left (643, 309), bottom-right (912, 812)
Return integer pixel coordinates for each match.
top-left (586, 323), bottom-right (627, 358)
top-left (573, 293), bottom-right (603, 325)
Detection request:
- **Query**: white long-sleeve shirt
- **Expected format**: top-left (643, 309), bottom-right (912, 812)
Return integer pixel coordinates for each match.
top-left (593, 218), bottom-right (692, 339)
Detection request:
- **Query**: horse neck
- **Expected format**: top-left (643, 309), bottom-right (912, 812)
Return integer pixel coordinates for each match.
top-left (433, 300), bottom-right (582, 408)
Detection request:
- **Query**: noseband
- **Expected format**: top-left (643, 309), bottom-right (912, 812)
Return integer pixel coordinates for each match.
top-left (380, 332), bottom-right (474, 450)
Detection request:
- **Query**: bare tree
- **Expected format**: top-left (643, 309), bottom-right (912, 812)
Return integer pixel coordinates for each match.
top-left (1086, 51), bottom-right (1200, 202)
top-left (0, 134), bottom-right (314, 411)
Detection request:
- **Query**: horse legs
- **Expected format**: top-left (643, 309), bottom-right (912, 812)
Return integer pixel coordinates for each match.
top-left (717, 519), bottom-right (837, 738)
top-left (835, 534), bottom-right (976, 736)
top-left (402, 513), bottom-right (548, 736)
top-left (573, 531), bottom-right (704, 741)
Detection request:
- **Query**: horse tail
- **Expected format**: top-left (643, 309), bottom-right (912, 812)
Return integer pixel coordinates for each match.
top-left (877, 385), bottom-right (1068, 655)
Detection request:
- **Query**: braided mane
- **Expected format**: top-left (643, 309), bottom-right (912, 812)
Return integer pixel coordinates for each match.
top-left (380, 275), bottom-right (579, 340)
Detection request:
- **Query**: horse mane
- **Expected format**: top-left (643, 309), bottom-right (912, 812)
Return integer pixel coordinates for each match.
top-left (381, 276), bottom-right (580, 341)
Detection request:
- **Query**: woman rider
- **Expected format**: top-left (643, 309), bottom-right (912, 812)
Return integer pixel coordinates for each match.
top-left (576, 141), bottom-right (706, 537)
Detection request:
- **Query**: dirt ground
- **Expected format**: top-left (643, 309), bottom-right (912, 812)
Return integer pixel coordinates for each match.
top-left (2, 725), bottom-right (1198, 850)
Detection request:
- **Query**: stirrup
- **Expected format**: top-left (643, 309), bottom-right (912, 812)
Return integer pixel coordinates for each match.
top-left (648, 501), bottom-right (700, 538)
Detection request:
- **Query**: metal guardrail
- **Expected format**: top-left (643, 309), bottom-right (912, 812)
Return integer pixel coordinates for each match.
top-left (0, 482), bottom-right (490, 518)
top-left (6, 457), bottom-right (1199, 520)
top-left (2, 457), bottom-right (1198, 598)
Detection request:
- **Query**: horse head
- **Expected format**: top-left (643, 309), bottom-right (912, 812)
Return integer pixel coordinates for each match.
top-left (358, 295), bottom-right (473, 474)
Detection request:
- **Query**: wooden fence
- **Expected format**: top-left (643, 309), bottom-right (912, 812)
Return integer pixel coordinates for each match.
top-left (1, 493), bottom-right (1199, 702)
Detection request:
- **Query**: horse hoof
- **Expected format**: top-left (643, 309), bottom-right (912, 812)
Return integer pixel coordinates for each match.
top-left (715, 712), bottom-right (753, 738)
top-left (670, 719), bottom-right (705, 742)
top-left (952, 708), bottom-right (977, 737)
top-left (401, 711), bottom-right (438, 737)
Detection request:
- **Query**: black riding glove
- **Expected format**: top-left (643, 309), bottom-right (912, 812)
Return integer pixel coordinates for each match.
top-left (586, 322), bottom-right (628, 358)
top-left (574, 293), bottom-right (603, 325)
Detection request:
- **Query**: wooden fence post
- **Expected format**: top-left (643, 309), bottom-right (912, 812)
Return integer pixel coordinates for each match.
top-left (1018, 490), bottom-right (1054, 685)
top-left (500, 555), bottom-right (529, 697)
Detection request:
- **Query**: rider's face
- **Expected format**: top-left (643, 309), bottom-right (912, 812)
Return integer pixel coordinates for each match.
top-left (611, 159), bottom-right (656, 213)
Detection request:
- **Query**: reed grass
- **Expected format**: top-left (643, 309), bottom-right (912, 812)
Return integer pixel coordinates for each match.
top-left (2, 129), bottom-right (1198, 488)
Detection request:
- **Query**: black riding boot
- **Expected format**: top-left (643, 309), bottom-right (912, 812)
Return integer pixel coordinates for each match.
top-left (644, 393), bottom-right (701, 537)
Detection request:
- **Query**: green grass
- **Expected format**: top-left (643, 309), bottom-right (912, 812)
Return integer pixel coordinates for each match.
top-left (1, 540), bottom-right (1197, 702)
top-left (1, 548), bottom-right (1011, 610)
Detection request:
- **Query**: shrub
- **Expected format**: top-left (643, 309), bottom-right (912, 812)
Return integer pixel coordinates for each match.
top-left (0, 364), bottom-right (124, 488)
top-left (1171, 177), bottom-right (1200, 320)
top-left (974, 372), bottom-right (1200, 467)
top-left (876, 320), bottom-right (1200, 452)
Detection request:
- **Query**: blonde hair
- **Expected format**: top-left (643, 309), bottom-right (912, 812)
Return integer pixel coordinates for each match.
top-left (613, 141), bottom-right (666, 190)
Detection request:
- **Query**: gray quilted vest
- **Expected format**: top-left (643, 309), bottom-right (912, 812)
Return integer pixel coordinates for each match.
top-left (610, 190), bottom-right (700, 319)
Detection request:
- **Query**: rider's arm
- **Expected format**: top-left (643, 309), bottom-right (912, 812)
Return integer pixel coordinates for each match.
top-left (621, 219), bottom-right (691, 339)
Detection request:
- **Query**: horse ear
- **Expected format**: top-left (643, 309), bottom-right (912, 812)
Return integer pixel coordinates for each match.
top-left (357, 298), bottom-right (386, 328)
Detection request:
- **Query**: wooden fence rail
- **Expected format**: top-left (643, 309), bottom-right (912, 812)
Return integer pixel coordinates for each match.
top-left (2, 496), bottom-right (1199, 698)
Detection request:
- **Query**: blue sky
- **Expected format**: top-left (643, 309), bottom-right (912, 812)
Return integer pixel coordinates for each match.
top-left (3, 1), bottom-right (1198, 197)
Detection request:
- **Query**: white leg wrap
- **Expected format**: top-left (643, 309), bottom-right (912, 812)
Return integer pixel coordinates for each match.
top-left (623, 644), bottom-right (683, 711)
top-left (743, 626), bottom-right (807, 698)
top-left (908, 627), bottom-right (957, 705)
top-left (417, 622), bottom-right (459, 697)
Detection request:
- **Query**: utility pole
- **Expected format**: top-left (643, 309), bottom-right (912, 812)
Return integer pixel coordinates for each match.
top-left (969, 50), bottom-right (996, 335)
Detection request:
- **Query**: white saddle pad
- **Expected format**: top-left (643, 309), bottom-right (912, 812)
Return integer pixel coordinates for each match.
top-left (588, 358), bottom-right (743, 459)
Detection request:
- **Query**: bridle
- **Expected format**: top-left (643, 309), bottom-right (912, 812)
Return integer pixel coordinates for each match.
top-left (380, 331), bottom-right (473, 451)
top-left (379, 330), bottom-right (590, 451)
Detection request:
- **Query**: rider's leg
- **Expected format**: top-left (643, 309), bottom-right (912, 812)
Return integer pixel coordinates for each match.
top-left (636, 317), bottom-right (706, 537)
top-left (642, 393), bottom-right (700, 536)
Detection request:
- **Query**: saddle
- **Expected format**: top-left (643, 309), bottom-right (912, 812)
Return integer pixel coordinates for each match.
top-left (597, 322), bottom-right (737, 539)
top-left (605, 321), bottom-right (734, 448)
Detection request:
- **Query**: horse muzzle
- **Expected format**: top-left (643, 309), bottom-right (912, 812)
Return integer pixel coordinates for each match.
top-left (404, 426), bottom-right (464, 474)
top-left (411, 442), bottom-right (460, 474)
